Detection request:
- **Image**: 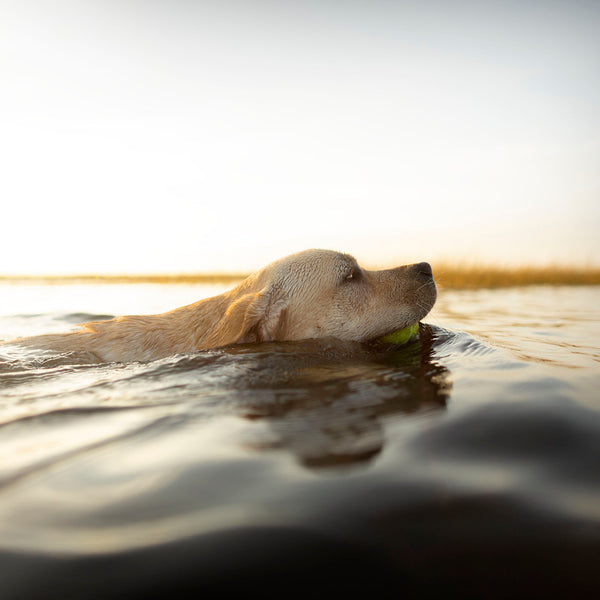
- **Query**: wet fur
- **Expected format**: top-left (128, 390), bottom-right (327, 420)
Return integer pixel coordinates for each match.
top-left (3, 249), bottom-right (437, 363)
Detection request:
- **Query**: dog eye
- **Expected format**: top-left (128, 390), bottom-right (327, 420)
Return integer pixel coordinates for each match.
top-left (344, 267), bottom-right (358, 281)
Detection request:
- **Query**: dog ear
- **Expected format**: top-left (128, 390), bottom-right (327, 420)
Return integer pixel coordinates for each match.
top-left (253, 295), bottom-right (289, 342)
top-left (206, 287), bottom-right (289, 347)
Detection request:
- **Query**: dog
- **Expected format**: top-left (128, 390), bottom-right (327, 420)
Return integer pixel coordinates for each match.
top-left (3, 249), bottom-right (437, 363)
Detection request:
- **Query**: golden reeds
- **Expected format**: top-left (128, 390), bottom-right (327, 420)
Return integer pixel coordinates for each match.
top-left (0, 273), bottom-right (246, 286)
top-left (432, 263), bottom-right (600, 289)
top-left (1, 265), bottom-right (599, 289)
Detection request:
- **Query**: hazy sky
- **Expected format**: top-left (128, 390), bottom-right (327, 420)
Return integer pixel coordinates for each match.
top-left (2, 0), bottom-right (599, 274)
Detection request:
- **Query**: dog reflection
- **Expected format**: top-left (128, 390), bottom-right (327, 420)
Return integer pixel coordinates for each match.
top-left (237, 326), bottom-right (451, 470)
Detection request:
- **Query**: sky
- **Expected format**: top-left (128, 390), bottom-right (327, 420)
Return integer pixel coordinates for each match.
top-left (1, 0), bottom-right (599, 274)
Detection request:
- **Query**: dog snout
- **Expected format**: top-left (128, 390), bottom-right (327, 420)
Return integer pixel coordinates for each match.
top-left (409, 261), bottom-right (433, 279)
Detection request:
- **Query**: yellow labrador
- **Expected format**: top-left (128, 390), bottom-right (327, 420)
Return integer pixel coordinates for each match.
top-left (4, 249), bottom-right (436, 363)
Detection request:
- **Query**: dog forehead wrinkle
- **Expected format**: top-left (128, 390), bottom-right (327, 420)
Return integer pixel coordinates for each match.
top-left (280, 249), bottom-right (354, 270)
top-left (272, 250), bottom-right (351, 292)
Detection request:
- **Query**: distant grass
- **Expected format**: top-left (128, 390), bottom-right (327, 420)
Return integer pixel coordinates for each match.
top-left (0, 273), bottom-right (247, 285)
top-left (1, 265), bottom-right (599, 289)
top-left (432, 263), bottom-right (600, 289)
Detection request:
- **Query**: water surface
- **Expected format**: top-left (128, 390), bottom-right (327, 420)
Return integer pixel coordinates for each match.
top-left (1, 283), bottom-right (599, 598)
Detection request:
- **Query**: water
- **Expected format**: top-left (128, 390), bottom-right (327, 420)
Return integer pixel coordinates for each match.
top-left (1, 283), bottom-right (599, 598)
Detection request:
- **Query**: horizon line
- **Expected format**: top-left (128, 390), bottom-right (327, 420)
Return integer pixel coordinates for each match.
top-left (1, 263), bottom-right (599, 289)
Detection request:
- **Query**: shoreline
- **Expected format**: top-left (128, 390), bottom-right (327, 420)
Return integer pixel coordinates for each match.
top-left (1, 265), bottom-right (599, 289)
top-left (432, 264), bottom-right (600, 289)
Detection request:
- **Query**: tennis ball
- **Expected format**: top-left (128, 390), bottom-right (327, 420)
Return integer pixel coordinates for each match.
top-left (377, 322), bottom-right (420, 345)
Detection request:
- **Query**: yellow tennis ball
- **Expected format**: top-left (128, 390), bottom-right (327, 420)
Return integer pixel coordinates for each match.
top-left (377, 322), bottom-right (420, 345)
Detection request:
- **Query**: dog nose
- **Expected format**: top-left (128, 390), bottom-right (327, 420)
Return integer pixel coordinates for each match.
top-left (411, 262), bottom-right (433, 278)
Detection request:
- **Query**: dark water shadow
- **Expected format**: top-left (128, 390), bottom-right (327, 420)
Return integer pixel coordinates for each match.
top-left (1, 324), bottom-right (600, 599)
top-left (217, 325), bottom-right (452, 470)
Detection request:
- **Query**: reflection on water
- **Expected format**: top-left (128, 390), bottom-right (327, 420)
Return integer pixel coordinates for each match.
top-left (229, 328), bottom-right (450, 468)
top-left (431, 285), bottom-right (600, 369)
top-left (0, 284), bottom-right (599, 598)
